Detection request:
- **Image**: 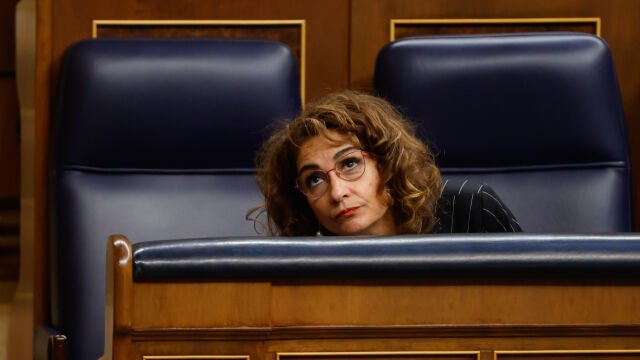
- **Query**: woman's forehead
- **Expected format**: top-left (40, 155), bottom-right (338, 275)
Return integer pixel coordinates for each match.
top-left (296, 132), bottom-right (354, 166)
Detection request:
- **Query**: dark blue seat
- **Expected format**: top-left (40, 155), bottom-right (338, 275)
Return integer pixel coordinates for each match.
top-left (374, 32), bottom-right (632, 233)
top-left (46, 38), bottom-right (301, 360)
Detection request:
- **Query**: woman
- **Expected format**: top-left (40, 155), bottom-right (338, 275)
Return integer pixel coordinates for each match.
top-left (248, 90), bottom-right (521, 236)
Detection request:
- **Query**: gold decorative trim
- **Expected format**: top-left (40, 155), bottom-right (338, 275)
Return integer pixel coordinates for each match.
top-left (278, 351), bottom-right (481, 360)
top-left (143, 355), bottom-right (250, 360)
top-left (390, 17), bottom-right (601, 41)
top-left (92, 19), bottom-right (306, 103)
top-left (494, 349), bottom-right (640, 360)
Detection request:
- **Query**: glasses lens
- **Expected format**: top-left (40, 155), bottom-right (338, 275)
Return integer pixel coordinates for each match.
top-left (299, 170), bottom-right (328, 197)
top-left (296, 151), bottom-right (366, 198)
top-left (336, 151), bottom-right (366, 180)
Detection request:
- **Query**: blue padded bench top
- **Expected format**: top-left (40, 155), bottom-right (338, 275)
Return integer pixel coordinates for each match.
top-left (132, 234), bottom-right (640, 281)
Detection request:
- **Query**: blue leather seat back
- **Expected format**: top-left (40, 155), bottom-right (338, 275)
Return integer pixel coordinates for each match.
top-left (131, 234), bottom-right (640, 281)
top-left (51, 38), bottom-right (301, 360)
top-left (374, 32), bottom-right (632, 232)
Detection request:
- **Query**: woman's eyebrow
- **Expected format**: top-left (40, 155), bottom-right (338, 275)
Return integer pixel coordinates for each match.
top-left (333, 146), bottom-right (357, 160)
top-left (298, 146), bottom-right (358, 174)
top-left (298, 163), bottom-right (319, 174)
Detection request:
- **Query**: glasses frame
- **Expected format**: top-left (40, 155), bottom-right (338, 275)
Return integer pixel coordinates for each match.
top-left (294, 150), bottom-right (369, 199)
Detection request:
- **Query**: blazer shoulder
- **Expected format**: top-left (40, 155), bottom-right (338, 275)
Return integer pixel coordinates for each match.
top-left (434, 179), bottom-right (522, 233)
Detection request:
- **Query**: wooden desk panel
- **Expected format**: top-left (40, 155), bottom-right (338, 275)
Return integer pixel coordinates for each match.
top-left (133, 282), bottom-right (272, 328)
top-left (270, 283), bottom-right (640, 326)
top-left (105, 236), bottom-right (640, 360)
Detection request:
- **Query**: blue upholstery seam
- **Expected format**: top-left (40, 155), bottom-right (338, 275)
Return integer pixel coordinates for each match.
top-left (59, 165), bottom-right (256, 175)
top-left (441, 161), bottom-right (628, 174)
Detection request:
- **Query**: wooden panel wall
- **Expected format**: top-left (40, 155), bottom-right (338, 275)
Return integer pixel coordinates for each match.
top-left (7, 0), bottom-right (640, 359)
top-left (92, 20), bottom-right (307, 102)
top-left (0, 0), bottom-right (20, 282)
top-left (0, 0), bottom-right (19, 199)
top-left (51, 0), bottom-right (350, 103)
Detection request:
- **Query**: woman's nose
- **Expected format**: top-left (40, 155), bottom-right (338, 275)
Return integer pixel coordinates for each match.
top-left (328, 172), bottom-right (349, 201)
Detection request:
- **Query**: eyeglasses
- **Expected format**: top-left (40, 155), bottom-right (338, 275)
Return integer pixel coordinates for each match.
top-left (295, 150), bottom-right (368, 198)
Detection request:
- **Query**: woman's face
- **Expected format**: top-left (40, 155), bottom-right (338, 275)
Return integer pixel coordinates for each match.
top-left (296, 131), bottom-right (397, 236)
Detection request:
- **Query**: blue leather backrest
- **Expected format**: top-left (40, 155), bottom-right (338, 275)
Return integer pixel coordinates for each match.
top-left (374, 32), bottom-right (632, 232)
top-left (51, 38), bottom-right (301, 360)
top-left (132, 234), bottom-right (640, 281)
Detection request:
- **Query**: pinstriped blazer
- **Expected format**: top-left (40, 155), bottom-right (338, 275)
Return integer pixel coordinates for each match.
top-left (432, 179), bottom-right (522, 233)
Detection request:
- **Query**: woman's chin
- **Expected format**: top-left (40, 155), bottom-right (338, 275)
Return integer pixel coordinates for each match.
top-left (331, 224), bottom-right (371, 236)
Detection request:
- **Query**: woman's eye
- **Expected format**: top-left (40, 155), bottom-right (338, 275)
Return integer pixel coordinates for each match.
top-left (305, 172), bottom-right (326, 188)
top-left (340, 157), bottom-right (360, 172)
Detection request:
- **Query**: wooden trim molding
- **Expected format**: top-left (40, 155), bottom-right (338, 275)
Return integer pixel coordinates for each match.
top-left (129, 324), bottom-right (640, 342)
top-left (142, 356), bottom-right (250, 360)
top-left (91, 19), bottom-right (307, 103)
top-left (494, 349), bottom-right (640, 360)
top-left (105, 234), bottom-right (134, 360)
top-left (278, 351), bottom-right (481, 360)
top-left (390, 17), bottom-right (601, 41)
top-left (8, 0), bottom-right (38, 358)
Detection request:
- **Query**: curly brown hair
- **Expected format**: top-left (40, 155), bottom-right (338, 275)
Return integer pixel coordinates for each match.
top-left (248, 89), bottom-right (442, 235)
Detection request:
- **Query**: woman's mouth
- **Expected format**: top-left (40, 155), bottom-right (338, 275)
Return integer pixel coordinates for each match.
top-left (337, 207), bottom-right (360, 219)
